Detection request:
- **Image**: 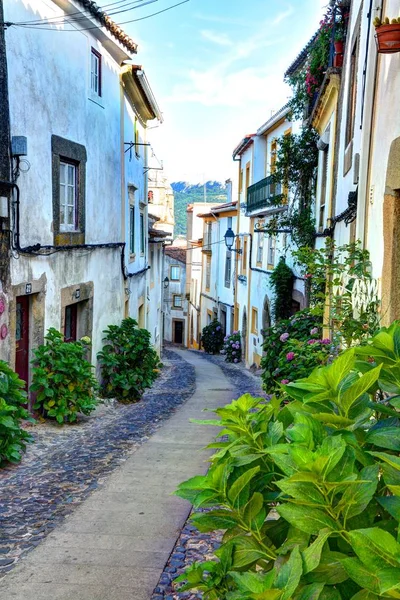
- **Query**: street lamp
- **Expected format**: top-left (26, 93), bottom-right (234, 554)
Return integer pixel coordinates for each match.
top-left (163, 276), bottom-right (169, 288)
top-left (224, 228), bottom-right (242, 254)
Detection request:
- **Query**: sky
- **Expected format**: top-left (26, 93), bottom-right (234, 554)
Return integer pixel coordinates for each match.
top-left (100, 0), bottom-right (327, 183)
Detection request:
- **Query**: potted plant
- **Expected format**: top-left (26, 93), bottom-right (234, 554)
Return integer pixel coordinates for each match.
top-left (333, 26), bottom-right (345, 67)
top-left (374, 16), bottom-right (400, 54)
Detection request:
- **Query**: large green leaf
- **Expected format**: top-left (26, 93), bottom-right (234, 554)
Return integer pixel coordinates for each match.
top-left (302, 530), bottom-right (331, 574)
top-left (277, 504), bottom-right (338, 535)
top-left (325, 350), bottom-right (355, 390)
top-left (306, 551), bottom-right (348, 585)
top-left (350, 591), bottom-right (379, 600)
top-left (340, 366), bottom-right (382, 416)
top-left (274, 546), bottom-right (303, 600)
top-left (231, 535), bottom-right (274, 568)
top-left (295, 584), bottom-right (325, 600)
top-left (366, 427), bottom-right (400, 451)
top-left (190, 510), bottom-right (239, 532)
top-left (376, 495), bottom-right (400, 521)
top-left (229, 570), bottom-right (275, 594)
top-left (339, 465), bottom-right (379, 520)
top-left (228, 466), bottom-right (260, 508)
top-left (347, 527), bottom-right (400, 570)
top-left (277, 479), bottom-right (326, 506)
top-left (341, 557), bottom-right (400, 595)
top-left (243, 492), bottom-right (265, 527)
top-left (368, 451), bottom-right (400, 471)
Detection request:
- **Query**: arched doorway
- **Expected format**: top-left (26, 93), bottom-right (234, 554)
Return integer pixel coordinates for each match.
top-left (242, 308), bottom-right (247, 362)
top-left (262, 296), bottom-right (271, 333)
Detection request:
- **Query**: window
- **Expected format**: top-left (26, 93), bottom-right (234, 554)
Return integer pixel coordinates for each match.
top-left (225, 251), bottom-right (232, 287)
top-left (205, 255), bottom-right (211, 290)
top-left (256, 233), bottom-right (264, 265)
top-left (267, 237), bottom-right (276, 269)
top-left (245, 162), bottom-right (251, 190)
top-left (319, 148), bottom-right (329, 231)
top-left (346, 40), bottom-right (358, 148)
top-left (64, 304), bottom-right (77, 342)
top-left (205, 221), bottom-right (212, 249)
top-left (59, 161), bottom-right (77, 232)
top-left (140, 212), bottom-right (145, 255)
top-left (239, 169), bottom-right (243, 194)
top-left (170, 265), bottom-right (180, 281)
top-left (52, 136), bottom-right (86, 245)
top-left (90, 48), bottom-right (101, 97)
top-left (173, 295), bottom-right (183, 308)
top-left (129, 206), bottom-right (135, 254)
top-left (242, 238), bottom-right (248, 274)
top-left (251, 308), bottom-right (258, 334)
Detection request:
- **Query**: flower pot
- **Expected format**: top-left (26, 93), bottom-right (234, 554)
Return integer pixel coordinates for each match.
top-left (334, 40), bottom-right (344, 54)
top-left (333, 53), bottom-right (344, 67)
top-left (376, 24), bottom-right (400, 54)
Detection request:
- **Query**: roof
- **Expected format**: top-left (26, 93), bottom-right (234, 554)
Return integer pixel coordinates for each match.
top-left (165, 246), bottom-right (186, 264)
top-left (284, 31), bottom-right (318, 77)
top-left (74, 1), bottom-right (138, 54)
top-left (198, 201), bottom-right (237, 218)
top-left (232, 135), bottom-right (255, 160)
top-left (257, 103), bottom-right (291, 136)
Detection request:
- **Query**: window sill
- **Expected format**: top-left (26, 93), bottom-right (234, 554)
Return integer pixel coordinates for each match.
top-left (88, 94), bottom-right (104, 109)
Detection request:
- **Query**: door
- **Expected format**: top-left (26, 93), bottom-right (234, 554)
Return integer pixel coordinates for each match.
top-left (64, 304), bottom-right (77, 342)
top-left (15, 295), bottom-right (30, 389)
top-left (174, 320), bottom-right (183, 344)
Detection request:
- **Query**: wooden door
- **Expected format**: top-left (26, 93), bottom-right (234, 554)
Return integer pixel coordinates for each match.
top-left (64, 304), bottom-right (77, 342)
top-left (174, 320), bottom-right (183, 344)
top-left (15, 295), bottom-right (30, 389)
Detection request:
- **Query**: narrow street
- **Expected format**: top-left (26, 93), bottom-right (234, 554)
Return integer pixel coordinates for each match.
top-left (0, 350), bottom-right (262, 599)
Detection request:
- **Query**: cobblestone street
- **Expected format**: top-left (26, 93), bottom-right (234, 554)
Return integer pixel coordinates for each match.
top-left (0, 349), bottom-right (263, 599)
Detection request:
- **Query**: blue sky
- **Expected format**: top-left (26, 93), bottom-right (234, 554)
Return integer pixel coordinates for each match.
top-left (100, 0), bottom-right (327, 183)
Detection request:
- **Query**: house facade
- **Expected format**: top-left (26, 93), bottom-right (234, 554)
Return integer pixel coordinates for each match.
top-left (0, 0), bottom-right (165, 396)
top-left (163, 246), bottom-right (187, 344)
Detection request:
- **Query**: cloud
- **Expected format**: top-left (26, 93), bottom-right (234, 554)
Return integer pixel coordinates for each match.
top-left (194, 12), bottom-right (255, 27)
top-left (272, 7), bottom-right (294, 25)
top-left (201, 29), bottom-right (233, 47)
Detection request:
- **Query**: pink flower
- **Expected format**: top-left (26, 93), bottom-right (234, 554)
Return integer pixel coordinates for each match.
top-left (321, 338), bottom-right (331, 345)
top-left (281, 379), bottom-right (289, 385)
top-left (310, 327), bottom-right (318, 335)
top-left (286, 352), bottom-right (295, 361)
top-left (280, 333), bottom-right (289, 342)
top-left (307, 339), bottom-right (317, 345)
top-left (234, 358), bottom-right (238, 363)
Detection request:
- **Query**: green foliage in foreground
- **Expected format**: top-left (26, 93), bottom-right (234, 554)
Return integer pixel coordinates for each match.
top-left (97, 318), bottom-right (161, 402)
top-left (31, 329), bottom-right (97, 424)
top-left (175, 321), bottom-right (400, 599)
top-left (0, 361), bottom-right (33, 465)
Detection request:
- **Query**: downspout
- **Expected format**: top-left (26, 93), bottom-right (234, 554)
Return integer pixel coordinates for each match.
top-left (0, 7), bottom-right (11, 297)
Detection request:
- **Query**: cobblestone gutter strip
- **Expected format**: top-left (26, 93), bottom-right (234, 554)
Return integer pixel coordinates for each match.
top-left (151, 350), bottom-right (265, 599)
top-left (0, 349), bottom-right (195, 577)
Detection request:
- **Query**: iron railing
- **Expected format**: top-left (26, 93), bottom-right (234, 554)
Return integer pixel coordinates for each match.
top-left (246, 175), bottom-right (283, 213)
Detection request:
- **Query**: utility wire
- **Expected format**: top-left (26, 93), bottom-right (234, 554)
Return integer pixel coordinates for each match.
top-left (6, 0), bottom-right (190, 30)
top-left (13, 0), bottom-right (146, 25)
top-left (15, 0), bottom-right (158, 27)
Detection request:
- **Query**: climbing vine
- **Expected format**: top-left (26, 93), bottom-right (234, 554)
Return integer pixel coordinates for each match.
top-left (270, 258), bottom-right (295, 321)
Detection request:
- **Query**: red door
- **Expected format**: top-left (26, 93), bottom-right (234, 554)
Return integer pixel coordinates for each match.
top-left (15, 295), bottom-right (30, 390)
top-left (64, 304), bottom-right (77, 342)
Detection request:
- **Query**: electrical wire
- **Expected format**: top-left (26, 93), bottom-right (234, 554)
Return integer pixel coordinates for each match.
top-left (13, 0), bottom-right (145, 25)
top-left (7, 0), bottom-right (190, 30)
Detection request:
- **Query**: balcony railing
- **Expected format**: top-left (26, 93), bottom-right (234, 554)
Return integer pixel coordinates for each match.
top-left (246, 175), bottom-right (283, 213)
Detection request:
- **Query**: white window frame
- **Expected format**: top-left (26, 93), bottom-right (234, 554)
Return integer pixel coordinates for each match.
top-left (170, 265), bottom-right (180, 281)
top-left (267, 236), bottom-right (276, 269)
top-left (173, 294), bottom-right (183, 308)
top-left (225, 251), bottom-right (232, 287)
top-left (90, 48), bottom-right (101, 97)
top-left (59, 161), bottom-right (77, 232)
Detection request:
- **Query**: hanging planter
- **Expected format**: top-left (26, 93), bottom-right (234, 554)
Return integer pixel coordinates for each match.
top-left (374, 17), bottom-right (400, 54)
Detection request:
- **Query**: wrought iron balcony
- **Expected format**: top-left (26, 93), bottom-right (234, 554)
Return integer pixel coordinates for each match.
top-left (246, 175), bottom-right (283, 213)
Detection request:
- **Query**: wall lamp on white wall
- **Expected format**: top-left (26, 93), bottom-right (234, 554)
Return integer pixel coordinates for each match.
top-left (224, 228), bottom-right (242, 254)
top-left (163, 276), bottom-right (170, 288)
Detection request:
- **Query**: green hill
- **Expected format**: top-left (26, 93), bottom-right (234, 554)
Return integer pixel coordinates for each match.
top-left (172, 181), bottom-right (228, 236)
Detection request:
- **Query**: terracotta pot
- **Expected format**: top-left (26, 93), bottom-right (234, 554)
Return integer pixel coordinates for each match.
top-left (334, 40), bottom-right (344, 54)
top-left (333, 53), bottom-right (344, 67)
top-left (376, 23), bottom-right (400, 54)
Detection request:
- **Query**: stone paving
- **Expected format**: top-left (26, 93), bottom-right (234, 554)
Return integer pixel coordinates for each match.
top-left (0, 349), bottom-right (195, 578)
top-left (151, 352), bottom-right (264, 599)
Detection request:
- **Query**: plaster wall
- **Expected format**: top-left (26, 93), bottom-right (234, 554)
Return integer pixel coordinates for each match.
top-left (147, 243), bottom-right (163, 354)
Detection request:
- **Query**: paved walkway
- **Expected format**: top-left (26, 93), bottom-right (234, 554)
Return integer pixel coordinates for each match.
top-left (0, 349), bottom-right (235, 600)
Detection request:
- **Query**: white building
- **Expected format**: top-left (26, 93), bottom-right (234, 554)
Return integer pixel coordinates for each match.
top-left (148, 169), bottom-right (175, 239)
top-left (163, 246), bottom-right (187, 344)
top-left (0, 0), bottom-right (164, 397)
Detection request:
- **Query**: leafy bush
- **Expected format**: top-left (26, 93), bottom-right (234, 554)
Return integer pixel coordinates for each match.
top-left (201, 319), bottom-right (224, 354)
top-left (31, 329), bottom-right (97, 424)
top-left (261, 308), bottom-right (335, 393)
top-left (270, 258), bottom-right (295, 321)
top-left (221, 331), bottom-right (242, 363)
top-left (175, 321), bottom-right (400, 599)
top-left (97, 317), bottom-right (160, 402)
top-left (0, 361), bottom-right (33, 465)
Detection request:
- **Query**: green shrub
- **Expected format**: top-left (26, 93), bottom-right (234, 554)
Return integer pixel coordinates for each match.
top-left (0, 361), bottom-right (33, 465)
top-left (97, 317), bottom-right (160, 402)
top-left (175, 321), bottom-right (400, 599)
top-left (270, 258), bottom-right (295, 321)
top-left (201, 319), bottom-right (224, 354)
top-left (261, 308), bottom-right (335, 393)
top-left (222, 331), bottom-right (242, 363)
top-left (31, 329), bottom-right (97, 424)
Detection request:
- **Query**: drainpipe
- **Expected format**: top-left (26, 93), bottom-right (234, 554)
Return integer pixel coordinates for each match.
top-left (0, 5), bottom-right (11, 295)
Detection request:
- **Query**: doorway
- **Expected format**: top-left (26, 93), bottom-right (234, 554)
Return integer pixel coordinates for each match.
top-left (64, 304), bottom-right (77, 342)
top-left (15, 295), bottom-right (30, 390)
top-left (173, 320), bottom-right (184, 344)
